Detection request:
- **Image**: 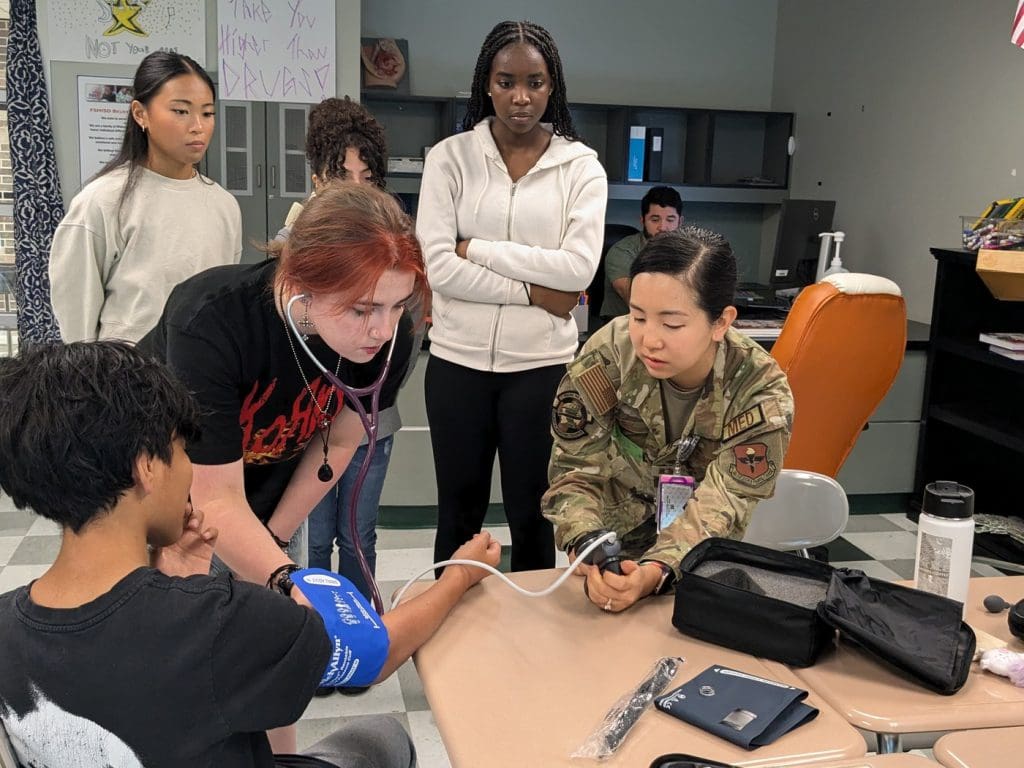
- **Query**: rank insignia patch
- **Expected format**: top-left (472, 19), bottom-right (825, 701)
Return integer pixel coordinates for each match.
top-left (552, 391), bottom-right (590, 440)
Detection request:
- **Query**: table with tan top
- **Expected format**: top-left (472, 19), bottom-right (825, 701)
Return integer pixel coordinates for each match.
top-left (932, 725), bottom-right (1024, 768)
top-left (408, 568), bottom-right (866, 768)
top-left (793, 576), bottom-right (1024, 754)
top-left (814, 757), bottom-right (938, 767)
top-left (650, 755), bottom-right (936, 768)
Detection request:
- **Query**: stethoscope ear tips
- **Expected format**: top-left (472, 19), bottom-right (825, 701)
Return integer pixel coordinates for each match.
top-left (983, 594), bottom-right (1013, 613)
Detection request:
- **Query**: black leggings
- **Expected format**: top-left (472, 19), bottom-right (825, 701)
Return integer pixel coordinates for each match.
top-left (425, 355), bottom-right (562, 571)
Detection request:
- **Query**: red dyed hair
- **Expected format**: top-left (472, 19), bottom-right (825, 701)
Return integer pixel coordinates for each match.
top-left (272, 182), bottom-right (428, 317)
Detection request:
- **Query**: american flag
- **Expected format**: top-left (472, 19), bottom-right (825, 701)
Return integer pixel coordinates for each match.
top-left (1013, 0), bottom-right (1024, 47)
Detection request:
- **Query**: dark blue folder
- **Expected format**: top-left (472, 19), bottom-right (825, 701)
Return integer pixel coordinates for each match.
top-left (654, 665), bottom-right (818, 750)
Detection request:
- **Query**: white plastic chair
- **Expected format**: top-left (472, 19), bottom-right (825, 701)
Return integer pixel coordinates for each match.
top-left (742, 469), bottom-right (849, 557)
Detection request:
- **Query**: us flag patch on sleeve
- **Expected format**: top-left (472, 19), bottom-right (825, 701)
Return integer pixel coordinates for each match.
top-left (576, 363), bottom-right (617, 415)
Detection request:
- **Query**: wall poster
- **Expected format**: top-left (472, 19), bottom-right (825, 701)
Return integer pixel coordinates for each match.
top-left (217, 0), bottom-right (335, 104)
top-left (78, 76), bottom-right (133, 186)
top-left (48, 1), bottom-right (207, 66)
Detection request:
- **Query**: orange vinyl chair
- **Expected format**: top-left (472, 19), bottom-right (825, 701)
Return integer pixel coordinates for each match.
top-left (771, 273), bottom-right (907, 477)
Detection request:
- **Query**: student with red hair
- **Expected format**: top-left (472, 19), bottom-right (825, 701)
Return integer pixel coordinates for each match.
top-left (138, 183), bottom-right (500, 752)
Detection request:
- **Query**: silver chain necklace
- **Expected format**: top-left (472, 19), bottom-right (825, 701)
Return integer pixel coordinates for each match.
top-left (280, 293), bottom-right (343, 482)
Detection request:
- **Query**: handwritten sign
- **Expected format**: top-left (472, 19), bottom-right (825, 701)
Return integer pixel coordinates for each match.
top-left (217, 0), bottom-right (335, 104)
top-left (48, 1), bottom-right (206, 66)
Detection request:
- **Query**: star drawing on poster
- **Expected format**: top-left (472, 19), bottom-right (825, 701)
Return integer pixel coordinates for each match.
top-left (104, 0), bottom-right (150, 38)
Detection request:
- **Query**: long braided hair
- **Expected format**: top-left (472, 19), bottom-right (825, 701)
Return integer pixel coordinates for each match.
top-left (461, 20), bottom-right (581, 141)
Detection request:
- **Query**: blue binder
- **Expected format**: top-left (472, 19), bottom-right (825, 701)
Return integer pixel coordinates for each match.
top-left (627, 126), bottom-right (646, 182)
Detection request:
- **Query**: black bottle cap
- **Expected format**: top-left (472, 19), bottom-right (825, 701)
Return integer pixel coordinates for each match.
top-left (1010, 599), bottom-right (1024, 641)
top-left (922, 481), bottom-right (974, 519)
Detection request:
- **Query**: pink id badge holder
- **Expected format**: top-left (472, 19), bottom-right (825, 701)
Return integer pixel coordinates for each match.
top-left (657, 474), bottom-right (695, 532)
top-left (657, 433), bottom-right (699, 532)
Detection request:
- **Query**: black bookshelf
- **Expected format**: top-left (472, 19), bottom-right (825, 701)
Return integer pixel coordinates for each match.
top-left (360, 91), bottom-right (793, 203)
top-left (914, 247), bottom-right (1024, 564)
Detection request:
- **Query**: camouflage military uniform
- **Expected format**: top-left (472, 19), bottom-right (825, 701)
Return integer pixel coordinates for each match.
top-left (543, 317), bottom-right (793, 577)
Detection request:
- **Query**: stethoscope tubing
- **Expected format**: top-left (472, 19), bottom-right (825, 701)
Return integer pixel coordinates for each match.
top-left (285, 293), bottom-right (400, 613)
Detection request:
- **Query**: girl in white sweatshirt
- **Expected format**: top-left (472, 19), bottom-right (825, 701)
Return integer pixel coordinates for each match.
top-left (49, 51), bottom-right (241, 343)
top-left (416, 20), bottom-right (607, 571)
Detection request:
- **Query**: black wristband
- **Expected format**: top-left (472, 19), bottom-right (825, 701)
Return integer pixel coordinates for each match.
top-left (267, 563), bottom-right (301, 596)
top-left (264, 523), bottom-right (289, 551)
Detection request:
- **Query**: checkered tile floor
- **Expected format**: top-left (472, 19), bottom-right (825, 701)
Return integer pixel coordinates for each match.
top-left (1, 493), bottom-right (1002, 766)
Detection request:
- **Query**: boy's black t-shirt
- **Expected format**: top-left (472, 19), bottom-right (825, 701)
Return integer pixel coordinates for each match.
top-left (0, 569), bottom-right (330, 767)
top-left (138, 260), bottom-right (413, 522)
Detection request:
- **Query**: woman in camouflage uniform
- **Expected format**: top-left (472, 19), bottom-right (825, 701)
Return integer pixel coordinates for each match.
top-left (543, 227), bottom-right (794, 612)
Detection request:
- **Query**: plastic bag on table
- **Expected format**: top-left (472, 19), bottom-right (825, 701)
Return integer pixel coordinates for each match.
top-left (571, 656), bottom-right (683, 760)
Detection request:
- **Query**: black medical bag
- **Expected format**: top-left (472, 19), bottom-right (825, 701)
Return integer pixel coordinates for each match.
top-left (672, 538), bottom-right (976, 695)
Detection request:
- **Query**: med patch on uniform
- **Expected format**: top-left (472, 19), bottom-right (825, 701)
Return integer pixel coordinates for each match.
top-left (552, 390), bottom-right (590, 440)
top-left (728, 442), bottom-right (777, 487)
top-left (722, 404), bottom-right (765, 442)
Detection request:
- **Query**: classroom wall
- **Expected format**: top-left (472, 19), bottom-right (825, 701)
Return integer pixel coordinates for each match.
top-left (773, 0), bottom-right (1024, 322)
top-left (361, 0), bottom-right (779, 108)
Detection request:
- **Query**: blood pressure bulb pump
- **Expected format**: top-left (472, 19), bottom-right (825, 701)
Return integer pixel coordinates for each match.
top-left (913, 481), bottom-right (974, 614)
top-left (572, 530), bottom-right (624, 575)
top-left (982, 594), bottom-right (1024, 640)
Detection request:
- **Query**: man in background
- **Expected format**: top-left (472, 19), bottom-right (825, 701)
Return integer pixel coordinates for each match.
top-left (600, 186), bottom-right (683, 322)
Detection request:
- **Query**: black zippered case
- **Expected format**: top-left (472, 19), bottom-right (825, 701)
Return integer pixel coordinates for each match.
top-left (672, 538), bottom-right (976, 694)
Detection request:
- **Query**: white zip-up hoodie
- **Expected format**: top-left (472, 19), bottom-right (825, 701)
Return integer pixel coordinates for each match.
top-left (416, 118), bottom-right (607, 373)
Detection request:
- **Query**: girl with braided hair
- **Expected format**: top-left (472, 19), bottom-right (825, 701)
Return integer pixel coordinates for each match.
top-left (459, 21), bottom-right (581, 139)
top-left (417, 20), bottom-right (608, 572)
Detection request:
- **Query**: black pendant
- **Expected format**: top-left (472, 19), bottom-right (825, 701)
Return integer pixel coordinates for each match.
top-left (318, 461), bottom-right (334, 483)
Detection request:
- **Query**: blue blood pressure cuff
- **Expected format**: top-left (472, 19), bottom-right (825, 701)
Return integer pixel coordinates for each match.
top-left (655, 665), bottom-right (818, 749)
top-left (292, 569), bottom-right (390, 688)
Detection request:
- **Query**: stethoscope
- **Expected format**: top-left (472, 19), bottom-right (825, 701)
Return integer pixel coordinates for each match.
top-left (286, 293), bottom-right (399, 614)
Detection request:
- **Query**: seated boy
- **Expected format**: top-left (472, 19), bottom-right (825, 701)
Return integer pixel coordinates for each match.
top-left (0, 341), bottom-right (499, 768)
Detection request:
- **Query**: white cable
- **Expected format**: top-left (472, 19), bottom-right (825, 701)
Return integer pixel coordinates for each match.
top-left (389, 531), bottom-right (618, 609)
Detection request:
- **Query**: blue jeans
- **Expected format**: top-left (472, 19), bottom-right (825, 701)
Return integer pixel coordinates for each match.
top-left (308, 435), bottom-right (393, 598)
